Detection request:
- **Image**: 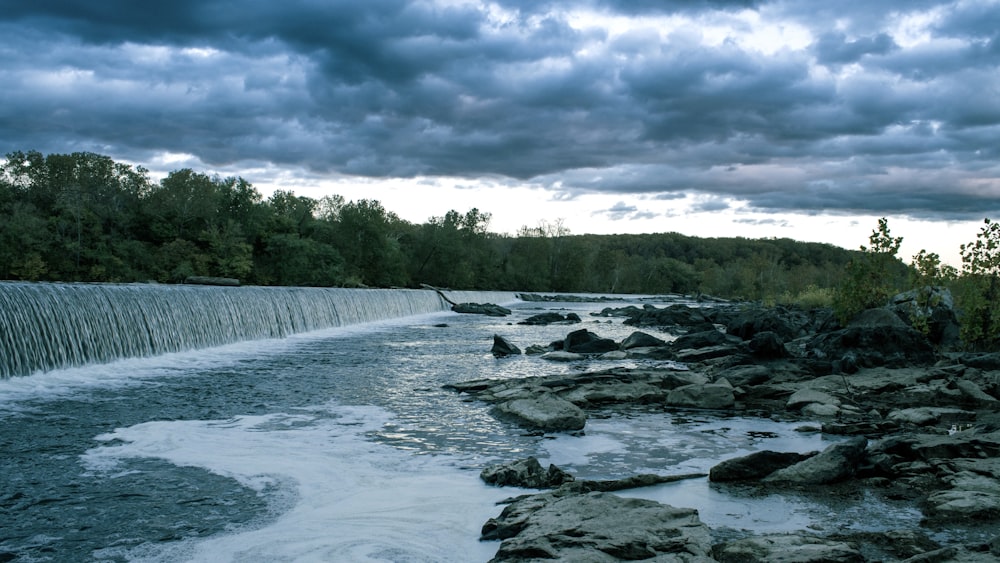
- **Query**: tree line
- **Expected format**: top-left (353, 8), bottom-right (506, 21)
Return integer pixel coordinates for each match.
top-left (0, 150), bottom-right (869, 299)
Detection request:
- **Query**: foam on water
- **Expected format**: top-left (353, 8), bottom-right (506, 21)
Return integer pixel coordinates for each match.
top-left (82, 403), bottom-right (515, 562)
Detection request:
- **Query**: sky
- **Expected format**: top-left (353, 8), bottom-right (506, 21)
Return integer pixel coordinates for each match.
top-left (2, 0), bottom-right (1000, 267)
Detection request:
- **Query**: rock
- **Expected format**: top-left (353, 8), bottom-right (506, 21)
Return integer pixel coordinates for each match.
top-left (923, 467), bottom-right (1000, 521)
top-left (524, 344), bottom-right (548, 355)
top-left (954, 379), bottom-right (999, 403)
top-left (480, 457), bottom-right (575, 489)
top-left (675, 344), bottom-right (745, 363)
top-left (710, 451), bottom-right (815, 482)
top-left (764, 437), bottom-right (868, 484)
top-left (621, 331), bottom-right (667, 350)
top-left (492, 335), bottom-right (522, 358)
top-left (802, 403), bottom-right (842, 418)
top-left (722, 305), bottom-right (812, 341)
top-left (452, 302), bottom-right (512, 317)
top-left (494, 395), bottom-right (587, 432)
top-left (563, 329), bottom-right (619, 354)
top-left (886, 407), bottom-right (975, 427)
top-left (848, 307), bottom-right (909, 329)
top-left (805, 323), bottom-right (937, 369)
top-left (786, 388), bottom-right (841, 410)
top-left (666, 383), bottom-right (736, 409)
top-left (749, 330), bottom-right (786, 358)
top-left (713, 533), bottom-right (863, 563)
top-left (889, 286), bottom-right (961, 348)
top-left (622, 304), bottom-right (711, 330)
top-left (518, 312), bottom-right (581, 325)
top-left (483, 491), bottom-right (714, 562)
top-left (598, 350), bottom-right (628, 360)
top-left (716, 365), bottom-right (772, 387)
top-left (672, 329), bottom-right (730, 350)
top-left (539, 351), bottom-right (584, 362)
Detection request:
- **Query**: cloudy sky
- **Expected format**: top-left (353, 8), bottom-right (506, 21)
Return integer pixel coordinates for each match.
top-left (3, 0), bottom-right (1000, 265)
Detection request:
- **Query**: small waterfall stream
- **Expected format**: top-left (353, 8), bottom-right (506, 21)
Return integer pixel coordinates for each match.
top-left (0, 282), bottom-right (519, 378)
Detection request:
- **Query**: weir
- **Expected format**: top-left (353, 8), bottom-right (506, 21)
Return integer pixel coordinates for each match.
top-left (0, 282), bottom-right (519, 378)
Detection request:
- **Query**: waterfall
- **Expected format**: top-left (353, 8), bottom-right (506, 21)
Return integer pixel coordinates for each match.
top-left (0, 282), bottom-right (520, 378)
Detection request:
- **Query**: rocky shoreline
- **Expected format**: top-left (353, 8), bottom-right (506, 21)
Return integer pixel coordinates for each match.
top-left (447, 292), bottom-right (1000, 562)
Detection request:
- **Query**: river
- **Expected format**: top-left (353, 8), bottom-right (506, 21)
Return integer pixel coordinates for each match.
top-left (0, 289), bottom-right (922, 561)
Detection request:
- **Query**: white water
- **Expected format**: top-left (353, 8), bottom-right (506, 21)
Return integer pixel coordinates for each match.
top-left (82, 405), bottom-right (516, 563)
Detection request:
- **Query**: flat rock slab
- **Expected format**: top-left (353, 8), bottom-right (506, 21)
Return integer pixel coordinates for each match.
top-left (483, 491), bottom-right (715, 562)
top-left (713, 533), bottom-right (863, 562)
top-left (494, 395), bottom-right (587, 432)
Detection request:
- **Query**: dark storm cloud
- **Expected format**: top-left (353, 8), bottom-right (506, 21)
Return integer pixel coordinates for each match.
top-left (1, 0), bottom-right (999, 221)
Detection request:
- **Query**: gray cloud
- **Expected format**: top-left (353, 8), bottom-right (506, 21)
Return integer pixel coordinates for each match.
top-left (1, 0), bottom-right (998, 222)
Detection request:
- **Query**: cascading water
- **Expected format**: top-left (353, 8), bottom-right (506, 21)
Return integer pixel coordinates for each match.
top-left (0, 282), bottom-right (518, 378)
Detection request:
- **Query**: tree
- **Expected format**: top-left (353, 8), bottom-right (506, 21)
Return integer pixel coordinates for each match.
top-left (957, 218), bottom-right (1000, 349)
top-left (833, 218), bottom-right (904, 323)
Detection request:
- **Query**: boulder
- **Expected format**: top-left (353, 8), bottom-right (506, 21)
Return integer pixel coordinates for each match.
top-left (518, 312), bottom-right (582, 325)
top-left (804, 323), bottom-right (936, 370)
top-left (620, 331), bottom-right (667, 350)
top-left (889, 286), bottom-right (961, 348)
top-left (622, 304), bottom-right (710, 329)
top-left (721, 305), bottom-right (811, 341)
top-left (716, 365), bottom-right (772, 388)
top-left (886, 407), bottom-right (974, 427)
top-left (786, 388), bottom-right (841, 410)
top-left (713, 533), bottom-right (863, 563)
top-left (480, 457), bottom-right (575, 489)
top-left (494, 395), bottom-right (587, 432)
top-left (483, 491), bottom-right (714, 562)
top-left (452, 302), bottom-right (512, 317)
top-left (764, 437), bottom-right (868, 484)
top-left (563, 329), bottom-right (619, 354)
top-left (672, 329), bottom-right (730, 350)
top-left (749, 330), bottom-right (786, 359)
top-left (492, 335), bottom-right (522, 358)
top-left (710, 451), bottom-right (815, 482)
top-left (666, 383), bottom-right (736, 409)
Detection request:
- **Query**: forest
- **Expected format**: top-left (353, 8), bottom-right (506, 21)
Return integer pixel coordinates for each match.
top-left (0, 150), bottom-right (867, 302)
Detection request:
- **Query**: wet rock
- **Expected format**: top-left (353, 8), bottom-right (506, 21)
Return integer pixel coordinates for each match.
top-left (481, 457), bottom-right (575, 489)
top-left (620, 331), bottom-right (667, 350)
top-left (494, 394), bottom-right (587, 432)
top-left (563, 329), bottom-right (619, 354)
top-left (667, 383), bottom-right (736, 410)
top-left (713, 533), bottom-right (863, 563)
top-left (709, 450), bottom-right (815, 482)
top-left (517, 312), bottom-right (581, 325)
top-left (539, 351), bottom-right (584, 362)
top-left (452, 302), bottom-right (512, 317)
top-left (483, 491), bottom-right (714, 562)
top-left (764, 437), bottom-right (868, 484)
top-left (492, 335), bottom-right (522, 358)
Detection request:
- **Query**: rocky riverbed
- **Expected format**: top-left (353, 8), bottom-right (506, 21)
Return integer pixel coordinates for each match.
top-left (447, 291), bottom-right (1000, 562)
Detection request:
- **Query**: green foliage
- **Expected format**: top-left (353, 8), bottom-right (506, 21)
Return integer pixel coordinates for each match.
top-left (957, 218), bottom-right (1000, 350)
top-left (833, 218), bottom-right (905, 323)
top-left (1, 150), bottom-right (862, 297)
